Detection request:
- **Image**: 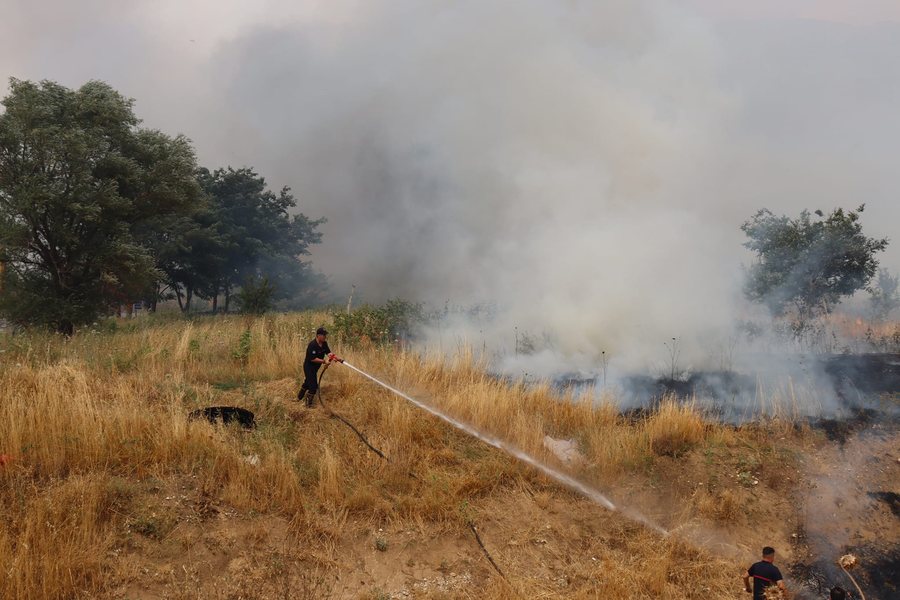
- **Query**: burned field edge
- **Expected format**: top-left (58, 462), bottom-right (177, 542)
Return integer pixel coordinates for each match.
top-left (1, 317), bottom-right (898, 599)
top-left (553, 352), bottom-right (900, 599)
top-left (556, 352), bottom-right (900, 428)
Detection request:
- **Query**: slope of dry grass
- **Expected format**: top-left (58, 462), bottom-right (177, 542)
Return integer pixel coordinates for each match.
top-left (0, 313), bottom-right (813, 599)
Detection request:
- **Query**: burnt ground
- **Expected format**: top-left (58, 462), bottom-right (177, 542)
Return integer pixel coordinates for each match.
top-left (597, 353), bottom-right (900, 425)
top-left (787, 426), bottom-right (899, 600)
top-left (821, 353), bottom-right (900, 397)
top-left (556, 353), bottom-right (900, 599)
top-left (809, 408), bottom-right (884, 446)
top-left (868, 491), bottom-right (900, 518)
top-left (791, 541), bottom-right (900, 599)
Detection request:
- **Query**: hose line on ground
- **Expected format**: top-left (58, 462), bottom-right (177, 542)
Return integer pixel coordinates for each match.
top-left (315, 364), bottom-right (417, 476)
top-left (310, 361), bottom-right (511, 585)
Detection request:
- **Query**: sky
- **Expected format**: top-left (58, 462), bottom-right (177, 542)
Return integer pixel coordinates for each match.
top-left (2, 0), bottom-right (898, 367)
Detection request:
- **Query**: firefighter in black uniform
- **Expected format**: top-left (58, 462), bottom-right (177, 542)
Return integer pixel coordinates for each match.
top-left (297, 327), bottom-right (342, 407)
top-left (743, 547), bottom-right (786, 599)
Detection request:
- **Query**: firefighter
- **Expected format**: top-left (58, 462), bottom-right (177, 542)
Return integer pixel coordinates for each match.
top-left (297, 327), bottom-right (342, 407)
top-left (744, 546), bottom-right (787, 599)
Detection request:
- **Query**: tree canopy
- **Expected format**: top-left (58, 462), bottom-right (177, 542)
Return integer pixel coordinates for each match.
top-left (0, 78), bottom-right (324, 332)
top-left (192, 167), bottom-right (324, 312)
top-left (741, 205), bottom-right (889, 324)
top-left (0, 79), bottom-right (201, 332)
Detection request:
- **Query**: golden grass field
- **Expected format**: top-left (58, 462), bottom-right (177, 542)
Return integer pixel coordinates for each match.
top-left (0, 312), bottom-right (868, 599)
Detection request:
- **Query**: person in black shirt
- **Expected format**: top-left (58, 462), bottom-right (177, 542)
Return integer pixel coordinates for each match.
top-left (297, 327), bottom-right (342, 407)
top-left (830, 586), bottom-right (848, 599)
top-left (744, 546), bottom-right (786, 599)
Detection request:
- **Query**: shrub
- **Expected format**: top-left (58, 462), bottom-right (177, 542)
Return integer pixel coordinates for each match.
top-left (330, 299), bottom-right (424, 345)
top-left (237, 276), bottom-right (276, 315)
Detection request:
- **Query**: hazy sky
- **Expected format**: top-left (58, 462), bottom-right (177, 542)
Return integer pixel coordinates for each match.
top-left (2, 0), bottom-right (898, 363)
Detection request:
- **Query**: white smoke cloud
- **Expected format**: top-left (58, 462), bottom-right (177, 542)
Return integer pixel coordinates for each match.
top-left (2, 0), bottom-right (898, 368)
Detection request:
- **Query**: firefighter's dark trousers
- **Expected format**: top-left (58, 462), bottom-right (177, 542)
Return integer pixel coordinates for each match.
top-left (297, 365), bottom-right (320, 407)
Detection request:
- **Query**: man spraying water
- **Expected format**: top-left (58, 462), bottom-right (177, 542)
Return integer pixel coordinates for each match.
top-left (297, 327), bottom-right (343, 407)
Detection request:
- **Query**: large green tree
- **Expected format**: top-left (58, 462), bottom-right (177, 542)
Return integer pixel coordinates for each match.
top-left (0, 78), bottom-right (200, 332)
top-left (741, 205), bottom-right (889, 328)
top-left (195, 167), bottom-right (323, 312)
top-left (153, 204), bottom-right (225, 313)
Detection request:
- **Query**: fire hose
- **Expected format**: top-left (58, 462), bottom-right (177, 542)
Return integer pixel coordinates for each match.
top-left (312, 355), bottom-right (510, 582)
top-left (322, 356), bottom-right (626, 514)
top-left (314, 356), bottom-right (675, 537)
top-left (314, 358), bottom-right (415, 477)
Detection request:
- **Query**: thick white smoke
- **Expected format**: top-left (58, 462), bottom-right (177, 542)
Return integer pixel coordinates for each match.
top-left (2, 0), bottom-right (899, 371)
top-left (212, 0), bottom-right (742, 369)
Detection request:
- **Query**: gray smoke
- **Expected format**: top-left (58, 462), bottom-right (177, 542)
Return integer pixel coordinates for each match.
top-left (2, 0), bottom-right (899, 369)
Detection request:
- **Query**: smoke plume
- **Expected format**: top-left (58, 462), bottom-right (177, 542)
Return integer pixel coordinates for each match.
top-left (2, 0), bottom-right (899, 370)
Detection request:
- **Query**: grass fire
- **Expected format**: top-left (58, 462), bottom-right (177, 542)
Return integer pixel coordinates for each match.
top-left (0, 312), bottom-right (897, 598)
top-left (1, 2), bottom-right (899, 599)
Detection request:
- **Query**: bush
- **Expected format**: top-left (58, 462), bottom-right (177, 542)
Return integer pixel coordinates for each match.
top-left (236, 276), bottom-right (276, 315)
top-left (643, 400), bottom-right (706, 458)
top-left (330, 299), bottom-right (424, 345)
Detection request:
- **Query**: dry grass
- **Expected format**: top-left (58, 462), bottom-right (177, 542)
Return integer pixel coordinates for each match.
top-left (0, 313), bottom-right (805, 599)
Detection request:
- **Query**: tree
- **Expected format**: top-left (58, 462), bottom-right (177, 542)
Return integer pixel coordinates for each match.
top-left (869, 268), bottom-right (900, 322)
top-left (0, 79), bottom-right (201, 332)
top-left (196, 167), bottom-right (323, 312)
top-left (151, 202), bottom-right (225, 313)
top-left (741, 205), bottom-right (888, 332)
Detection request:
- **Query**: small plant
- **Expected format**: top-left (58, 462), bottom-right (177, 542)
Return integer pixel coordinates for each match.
top-left (368, 588), bottom-right (390, 600)
top-left (237, 276), bottom-right (276, 315)
top-left (663, 337), bottom-right (681, 380)
top-left (129, 515), bottom-right (164, 539)
top-left (736, 471), bottom-right (759, 487)
top-left (232, 328), bottom-right (252, 366)
top-left (458, 499), bottom-right (471, 523)
top-left (374, 537), bottom-right (388, 552)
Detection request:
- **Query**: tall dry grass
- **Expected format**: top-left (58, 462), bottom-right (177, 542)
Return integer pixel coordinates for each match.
top-left (0, 312), bottom-right (792, 599)
top-left (353, 347), bottom-right (711, 481)
top-left (0, 315), bottom-right (331, 599)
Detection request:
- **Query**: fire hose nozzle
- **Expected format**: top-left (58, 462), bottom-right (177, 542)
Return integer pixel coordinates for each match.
top-left (327, 353), bottom-right (344, 363)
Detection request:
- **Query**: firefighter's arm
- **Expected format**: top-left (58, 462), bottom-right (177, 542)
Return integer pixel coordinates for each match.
top-left (743, 571), bottom-right (752, 594)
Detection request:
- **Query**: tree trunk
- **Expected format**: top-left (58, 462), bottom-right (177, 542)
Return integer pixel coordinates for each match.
top-left (224, 286), bottom-right (231, 313)
top-left (211, 289), bottom-right (218, 313)
top-left (186, 286), bottom-right (193, 312)
top-left (150, 283), bottom-right (160, 312)
top-left (57, 319), bottom-right (74, 337)
top-left (175, 286), bottom-right (184, 312)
